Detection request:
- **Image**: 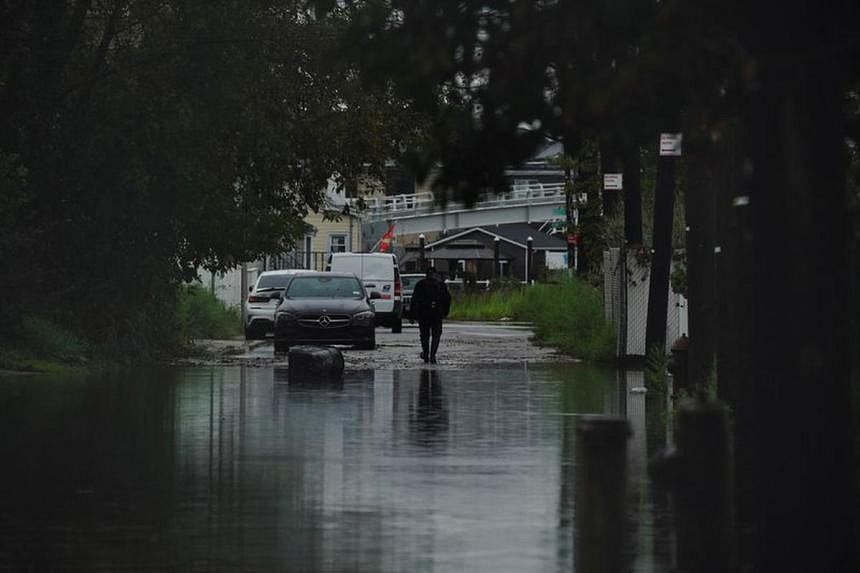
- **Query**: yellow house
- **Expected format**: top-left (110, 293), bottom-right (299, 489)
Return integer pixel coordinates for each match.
top-left (298, 207), bottom-right (362, 270)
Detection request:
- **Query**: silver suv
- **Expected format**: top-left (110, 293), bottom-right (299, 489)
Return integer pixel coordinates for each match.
top-left (244, 269), bottom-right (310, 339)
top-left (400, 273), bottom-right (424, 317)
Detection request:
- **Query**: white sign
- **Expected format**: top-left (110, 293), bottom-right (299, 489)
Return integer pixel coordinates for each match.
top-left (660, 133), bottom-right (683, 156)
top-left (603, 173), bottom-right (623, 190)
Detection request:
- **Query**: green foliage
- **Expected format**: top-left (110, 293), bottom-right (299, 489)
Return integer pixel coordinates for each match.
top-left (447, 289), bottom-right (525, 321)
top-left (569, 140), bottom-right (605, 285)
top-left (0, 3), bottom-right (418, 351)
top-left (670, 262), bottom-right (688, 297)
top-left (518, 280), bottom-right (615, 363)
top-left (342, 0), bottom-right (713, 204)
top-left (487, 276), bottom-right (526, 291)
top-left (0, 318), bottom-right (90, 373)
top-left (644, 344), bottom-right (669, 394)
top-left (0, 285), bottom-right (240, 371)
top-left (447, 278), bottom-right (615, 362)
top-left (176, 285), bottom-right (242, 340)
top-left (19, 318), bottom-right (89, 361)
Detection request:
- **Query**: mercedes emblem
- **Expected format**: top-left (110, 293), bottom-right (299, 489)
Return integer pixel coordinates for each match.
top-left (318, 315), bottom-right (331, 328)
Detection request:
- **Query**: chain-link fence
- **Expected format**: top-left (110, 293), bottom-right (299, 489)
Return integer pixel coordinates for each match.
top-left (603, 248), bottom-right (687, 358)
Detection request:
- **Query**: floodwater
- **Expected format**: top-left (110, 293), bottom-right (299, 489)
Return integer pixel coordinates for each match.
top-left (0, 365), bottom-right (674, 571)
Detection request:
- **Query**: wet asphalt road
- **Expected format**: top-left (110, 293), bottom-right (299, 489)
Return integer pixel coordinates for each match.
top-left (191, 321), bottom-right (573, 370)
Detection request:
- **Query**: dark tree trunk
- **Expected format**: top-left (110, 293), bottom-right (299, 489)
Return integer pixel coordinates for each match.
top-left (622, 140), bottom-right (643, 245)
top-left (682, 117), bottom-right (729, 388)
top-left (729, 55), bottom-right (858, 573)
top-left (644, 137), bottom-right (678, 353)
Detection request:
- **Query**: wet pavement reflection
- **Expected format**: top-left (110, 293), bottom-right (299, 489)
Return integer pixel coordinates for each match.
top-left (0, 365), bottom-right (674, 571)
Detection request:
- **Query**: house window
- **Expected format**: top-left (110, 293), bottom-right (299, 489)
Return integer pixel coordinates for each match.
top-left (329, 234), bottom-right (347, 253)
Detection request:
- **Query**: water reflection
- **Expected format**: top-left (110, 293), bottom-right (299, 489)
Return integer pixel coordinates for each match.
top-left (0, 364), bottom-right (674, 571)
top-left (410, 369), bottom-right (448, 447)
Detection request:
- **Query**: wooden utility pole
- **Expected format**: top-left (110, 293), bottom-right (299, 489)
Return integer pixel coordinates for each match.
top-left (600, 134), bottom-right (622, 218)
top-left (682, 119), bottom-right (727, 389)
top-left (727, 54), bottom-right (858, 571)
top-left (622, 140), bottom-right (643, 245)
top-left (645, 131), bottom-right (680, 353)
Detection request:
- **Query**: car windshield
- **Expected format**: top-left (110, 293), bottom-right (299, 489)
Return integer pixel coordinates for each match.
top-left (256, 274), bottom-right (294, 290)
top-left (401, 275), bottom-right (422, 290)
top-left (286, 276), bottom-right (364, 299)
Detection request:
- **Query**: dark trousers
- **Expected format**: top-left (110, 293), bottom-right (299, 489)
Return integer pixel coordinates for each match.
top-left (418, 318), bottom-right (443, 358)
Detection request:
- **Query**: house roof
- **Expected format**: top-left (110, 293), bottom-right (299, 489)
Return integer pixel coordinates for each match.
top-left (426, 222), bottom-right (567, 251)
top-left (427, 246), bottom-right (511, 260)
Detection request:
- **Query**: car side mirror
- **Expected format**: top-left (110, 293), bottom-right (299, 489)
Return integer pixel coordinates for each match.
top-left (248, 286), bottom-right (253, 293)
top-left (369, 291), bottom-right (382, 300)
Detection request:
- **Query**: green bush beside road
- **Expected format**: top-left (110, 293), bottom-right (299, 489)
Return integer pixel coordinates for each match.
top-left (176, 285), bottom-right (242, 340)
top-left (0, 317), bottom-right (91, 373)
top-left (447, 279), bottom-right (615, 362)
top-left (446, 288), bottom-right (525, 321)
top-left (0, 284), bottom-right (241, 373)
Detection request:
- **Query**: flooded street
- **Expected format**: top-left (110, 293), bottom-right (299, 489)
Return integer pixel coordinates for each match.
top-left (0, 360), bottom-right (674, 571)
top-left (186, 322), bottom-right (572, 370)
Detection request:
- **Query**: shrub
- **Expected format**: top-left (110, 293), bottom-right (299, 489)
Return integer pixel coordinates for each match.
top-left (644, 343), bottom-right (669, 393)
top-left (447, 277), bottom-right (614, 362)
top-left (0, 284), bottom-right (241, 370)
top-left (20, 317), bottom-right (89, 360)
top-left (514, 279), bottom-right (615, 362)
top-left (0, 317), bottom-right (90, 372)
top-left (176, 284), bottom-right (242, 340)
top-left (448, 289), bottom-right (524, 321)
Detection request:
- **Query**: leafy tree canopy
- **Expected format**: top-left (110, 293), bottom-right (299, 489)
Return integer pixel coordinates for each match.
top-left (324, 0), bottom-right (857, 204)
top-left (0, 1), bottom-right (419, 344)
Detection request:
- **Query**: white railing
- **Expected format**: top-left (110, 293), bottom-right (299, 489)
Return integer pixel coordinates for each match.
top-left (361, 181), bottom-right (583, 220)
top-left (361, 191), bottom-right (436, 216)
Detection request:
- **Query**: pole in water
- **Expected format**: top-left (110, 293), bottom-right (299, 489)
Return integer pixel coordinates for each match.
top-left (575, 415), bottom-right (631, 573)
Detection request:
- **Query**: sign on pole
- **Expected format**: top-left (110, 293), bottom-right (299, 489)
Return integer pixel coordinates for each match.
top-left (603, 173), bottom-right (623, 190)
top-left (659, 133), bottom-right (683, 157)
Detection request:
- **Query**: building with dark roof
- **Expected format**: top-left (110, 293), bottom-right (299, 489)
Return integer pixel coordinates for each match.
top-left (415, 222), bottom-right (569, 282)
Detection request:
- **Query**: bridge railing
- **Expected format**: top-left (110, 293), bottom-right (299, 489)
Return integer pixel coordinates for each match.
top-left (361, 191), bottom-right (436, 217)
top-left (361, 181), bottom-right (580, 220)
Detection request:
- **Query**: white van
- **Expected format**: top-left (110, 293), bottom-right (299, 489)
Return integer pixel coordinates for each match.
top-left (326, 253), bottom-right (403, 333)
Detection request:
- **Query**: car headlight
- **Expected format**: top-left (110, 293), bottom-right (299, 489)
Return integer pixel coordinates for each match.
top-left (353, 310), bottom-right (374, 322)
top-left (276, 311), bottom-right (297, 322)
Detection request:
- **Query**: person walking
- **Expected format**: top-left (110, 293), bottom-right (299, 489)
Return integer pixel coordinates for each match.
top-left (409, 267), bottom-right (451, 363)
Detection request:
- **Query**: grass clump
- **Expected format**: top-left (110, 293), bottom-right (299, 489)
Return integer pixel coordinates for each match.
top-left (0, 284), bottom-right (240, 372)
top-left (517, 280), bottom-right (615, 362)
top-left (176, 284), bottom-right (242, 340)
top-left (644, 344), bottom-right (669, 393)
top-left (447, 289), bottom-right (525, 321)
top-left (0, 317), bottom-right (90, 373)
top-left (447, 278), bottom-right (615, 362)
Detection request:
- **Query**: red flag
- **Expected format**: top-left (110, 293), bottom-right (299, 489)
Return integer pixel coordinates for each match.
top-left (377, 224), bottom-right (395, 252)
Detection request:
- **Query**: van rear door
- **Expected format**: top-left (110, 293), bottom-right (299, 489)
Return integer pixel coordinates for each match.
top-left (357, 256), bottom-right (395, 314)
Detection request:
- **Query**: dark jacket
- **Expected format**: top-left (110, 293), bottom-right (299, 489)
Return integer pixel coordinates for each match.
top-left (409, 277), bottom-right (451, 321)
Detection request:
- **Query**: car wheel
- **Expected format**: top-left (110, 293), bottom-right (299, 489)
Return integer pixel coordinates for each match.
top-left (391, 317), bottom-right (402, 334)
top-left (357, 329), bottom-right (376, 350)
top-left (273, 338), bottom-right (290, 353)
